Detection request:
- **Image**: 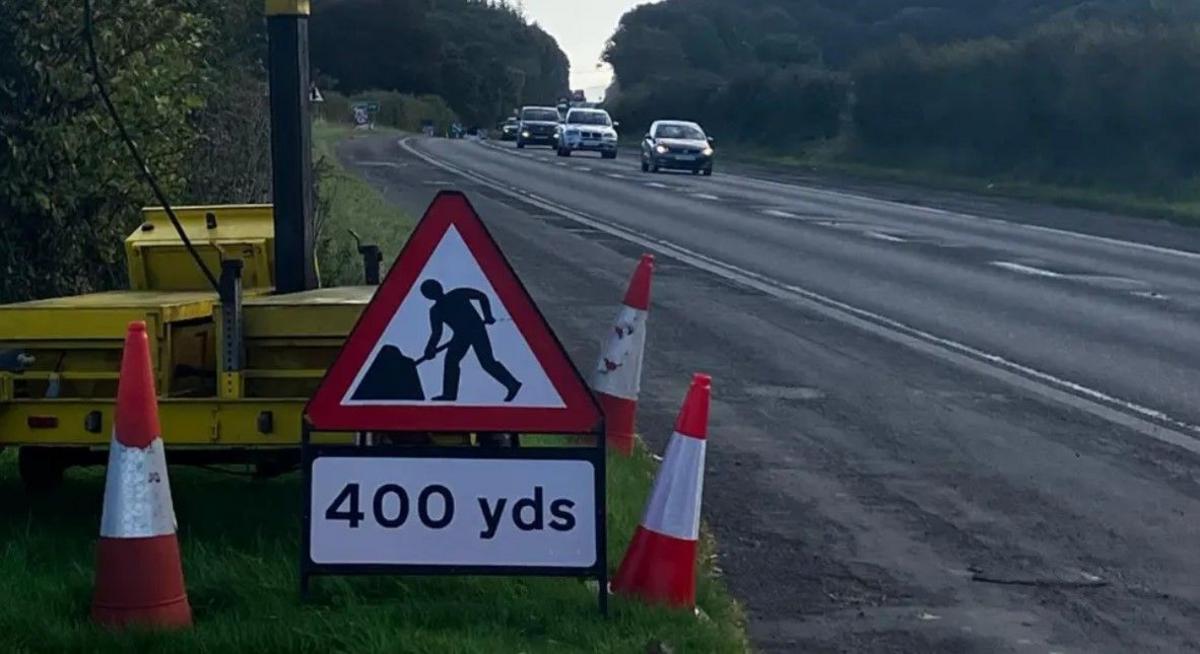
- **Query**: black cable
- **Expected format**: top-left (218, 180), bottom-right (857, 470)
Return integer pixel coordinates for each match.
top-left (82, 0), bottom-right (221, 294)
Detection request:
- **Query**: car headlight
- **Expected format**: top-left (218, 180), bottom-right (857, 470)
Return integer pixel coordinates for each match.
top-left (603, 133), bottom-right (617, 140)
top-left (655, 144), bottom-right (668, 154)
top-left (703, 146), bottom-right (714, 157)
top-left (521, 130), bottom-right (531, 138)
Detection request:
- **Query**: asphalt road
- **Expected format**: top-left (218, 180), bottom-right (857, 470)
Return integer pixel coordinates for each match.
top-left (338, 133), bottom-right (1200, 653)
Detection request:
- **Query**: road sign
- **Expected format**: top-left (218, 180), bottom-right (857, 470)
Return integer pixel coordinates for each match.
top-left (300, 443), bottom-right (608, 613)
top-left (305, 191), bottom-right (602, 434)
top-left (308, 452), bottom-right (598, 567)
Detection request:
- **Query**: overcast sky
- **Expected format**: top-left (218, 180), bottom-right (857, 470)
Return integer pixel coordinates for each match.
top-left (521, 0), bottom-right (651, 99)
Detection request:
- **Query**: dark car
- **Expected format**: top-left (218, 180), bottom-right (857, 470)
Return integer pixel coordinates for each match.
top-left (641, 120), bottom-right (715, 175)
top-left (499, 117), bottom-right (519, 141)
top-left (516, 106), bottom-right (561, 148)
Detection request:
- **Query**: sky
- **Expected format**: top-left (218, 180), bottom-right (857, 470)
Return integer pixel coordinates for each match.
top-left (521, 0), bottom-right (651, 100)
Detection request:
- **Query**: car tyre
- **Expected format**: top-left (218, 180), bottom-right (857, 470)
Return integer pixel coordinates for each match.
top-left (702, 167), bottom-right (713, 176)
top-left (641, 159), bottom-right (649, 172)
top-left (602, 150), bottom-right (617, 160)
top-left (516, 140), bottom-right (525, 149)
top-left (557, 147), bottom-right (571, 157)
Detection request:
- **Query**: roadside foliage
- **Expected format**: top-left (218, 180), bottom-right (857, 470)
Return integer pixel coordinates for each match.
top-left (0, 0), bottom-right (270, 304)
top-left (603, 0), bottom-right (1200, 194)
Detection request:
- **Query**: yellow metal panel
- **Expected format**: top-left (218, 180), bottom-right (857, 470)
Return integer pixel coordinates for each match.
top-left (236, 286), bottom-right (373, 338)
top-left (266, 0), bottom-right (310, 16)
top-left (126, 205), bottom-right (275, 292)
top-left (0, 399), bottom-right (353, 446)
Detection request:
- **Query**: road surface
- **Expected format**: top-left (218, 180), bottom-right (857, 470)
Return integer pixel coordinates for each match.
top-left (337, 133), bottom-right (1200, 653)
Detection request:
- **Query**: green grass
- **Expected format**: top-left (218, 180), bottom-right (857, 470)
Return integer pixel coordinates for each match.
top-left (725, 141), bottom-right (1200, 227)
top-left (0, 124), bottom-right (749, 653)
top-left (312, 122), bottom-right (416, 286)
top-left (0, 448), bottom-right (747, 653)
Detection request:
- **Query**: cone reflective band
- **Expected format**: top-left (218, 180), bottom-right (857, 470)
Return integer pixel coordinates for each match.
top-left (93, 321), bottom-right (191, 629)
top-left (612, 373), bottom-right (710, 608)
top-left (592, 254), bottom-right (653, 455)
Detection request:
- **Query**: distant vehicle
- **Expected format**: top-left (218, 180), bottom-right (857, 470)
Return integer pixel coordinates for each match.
top-left (556, 108), bottom-right (619, 159)
top-left (499, 117), bottom-right (519, 141)
top-left (641, 120), bottom-right (715, 175)
top-left (516, 106), bottom-right (560, 149)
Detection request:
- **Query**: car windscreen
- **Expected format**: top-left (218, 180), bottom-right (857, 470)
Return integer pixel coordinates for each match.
top-left (567, 112), bottom-right (611, 126)
top-left (655, 124), bottom-right (705, 140)
top-left (521, 109), bottom-right (559, 122)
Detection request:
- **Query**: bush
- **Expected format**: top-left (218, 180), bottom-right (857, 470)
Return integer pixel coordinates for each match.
top-left (322, 90), bottom-right (459, 134)
top-left (851, 22), bottom-right (1200, 189)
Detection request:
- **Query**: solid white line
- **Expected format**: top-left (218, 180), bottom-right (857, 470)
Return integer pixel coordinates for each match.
top-left (398, 137), bottom-right (1200, 456)
top-left (992, 261), bottom-right (1063, 278)
top-left (355, 161), bottom-right (403, 168)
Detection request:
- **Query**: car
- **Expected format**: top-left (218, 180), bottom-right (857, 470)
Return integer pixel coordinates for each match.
top-left (556, 108), bottom-right (619, 159)
top-left (641, 120), bottom-right (715, 175)
top-left (516, 106), bottom-right (561, 148)
top-left (499, 117), bottom-right (519, 141)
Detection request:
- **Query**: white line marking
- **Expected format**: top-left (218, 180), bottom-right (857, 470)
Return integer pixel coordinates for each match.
top-left (556, 162), bottom-right (568, 167)
top-left (726, 173), bottom-right (1200, 261)
top-left (1132, 290), bottom-right (1169, 301)
top-left (607, 173), bottom-right (627, 180)
top-left (864, 231), bottom-right (907, 243)
top-left (399, 137), bottom-right (1200, 455)
top-left (991, 261), bottom-right (1063, 278)
top-left (576, 166), bottom-right (592, 172)
top-left (646, 182), bottom-right (669, 189)
top-left (356, 161), bottom-right (404, 169)
top-left (692, 193), bottom-right (721, 201)
top-left (761, 209), bottom-right (812, 221)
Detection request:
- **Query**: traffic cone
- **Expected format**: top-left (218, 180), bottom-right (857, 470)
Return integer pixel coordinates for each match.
top-left (592, 254), bottom-right (654, 455)
top-left (92, 321), bottom-right (191, 629)
top-left (612, 373), bottom-right (710, 608)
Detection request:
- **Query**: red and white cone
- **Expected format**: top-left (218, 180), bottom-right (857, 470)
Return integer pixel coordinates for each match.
top-left (92, 321), bottom-right (192, 629)
top-left (612, 373), bottom-right (710, 608)
top-left (592, 254), bottom-right (654, 455)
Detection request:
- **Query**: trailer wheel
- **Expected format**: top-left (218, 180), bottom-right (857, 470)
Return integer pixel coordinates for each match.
top-left (18, 447), bottom-right (66, 493)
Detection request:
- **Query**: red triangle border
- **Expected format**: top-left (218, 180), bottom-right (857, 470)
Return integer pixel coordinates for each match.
top-left (305, 191), bottom-right (602, 434)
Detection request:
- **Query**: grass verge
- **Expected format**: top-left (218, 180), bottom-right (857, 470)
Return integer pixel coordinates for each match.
top-left (312, 122), bottom-right (416, 286)
top-left (0, 124), bottom-right (749, 653)
top-left (0, 446), bottom-right (747, 653)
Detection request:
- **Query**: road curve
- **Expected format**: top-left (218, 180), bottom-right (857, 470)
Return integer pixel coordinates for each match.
top-left (339, 133), bottom-right (1200, 653)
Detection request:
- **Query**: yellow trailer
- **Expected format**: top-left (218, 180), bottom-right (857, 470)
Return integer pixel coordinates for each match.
top-left (0, 205), bottom-right (375, 488)
top-left (0, 1), bottom-right (483, 490)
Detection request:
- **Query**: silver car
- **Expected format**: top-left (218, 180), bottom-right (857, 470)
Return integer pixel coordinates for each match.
top-left (641, 120), bottom-right (715, 175)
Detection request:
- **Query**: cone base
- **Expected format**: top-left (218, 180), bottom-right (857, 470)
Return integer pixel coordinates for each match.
top-left (92, 534), bottom-right (192, 629)
top-left (598, 392), bottom-right (637, 456)
top-left (612, 526), bottom-right (697, 608)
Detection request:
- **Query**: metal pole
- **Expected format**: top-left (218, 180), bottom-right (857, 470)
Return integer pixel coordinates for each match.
top-left (267, 0), bottom-right (317, 293)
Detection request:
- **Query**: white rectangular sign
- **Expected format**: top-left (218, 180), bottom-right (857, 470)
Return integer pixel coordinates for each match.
top-left (309, 456), bottom-right (597, 568)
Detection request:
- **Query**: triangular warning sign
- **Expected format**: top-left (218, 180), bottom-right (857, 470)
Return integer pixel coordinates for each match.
top-left (306, 191), bottom-right (602, 433)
